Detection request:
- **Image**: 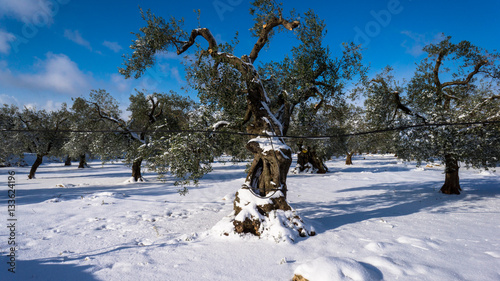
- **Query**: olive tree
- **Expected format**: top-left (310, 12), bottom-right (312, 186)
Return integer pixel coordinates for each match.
top-left (87, 89), bottom-right (193, 182)
top-left (17, 105), bottom-right (70, 179)
top-left (369, 37), bottom-right (500, 195)
top-left (0, 105), bottom-right (22, 166)
top-left (119, 1), bottom-right (324, 240)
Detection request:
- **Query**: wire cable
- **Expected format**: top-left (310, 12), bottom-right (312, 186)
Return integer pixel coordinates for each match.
top-left (1, 120), bottom-right (499, 140)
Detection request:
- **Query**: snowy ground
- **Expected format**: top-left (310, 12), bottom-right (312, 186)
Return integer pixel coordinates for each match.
top-left (1, 155), bottom-right (499, 281)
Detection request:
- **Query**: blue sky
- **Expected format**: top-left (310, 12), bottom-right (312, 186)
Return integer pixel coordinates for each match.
top-left (0, 0), bottom-right (499, 114)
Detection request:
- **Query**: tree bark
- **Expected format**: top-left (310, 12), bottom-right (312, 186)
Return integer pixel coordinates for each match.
top-left (28, 154), bottom-right (43, 179)
top-left (296, 147), bottom-right (328, 174)
top-left (78, 154), bottom-right (87, 169)
top-left (245, 135), bottom-right (292, 197)
top-left (64, 155), bottom-right (72, 166)
top-left (345, 152), bottom-right (354, 165)
top-left (441, 154), bottom-right (461, 195)
top-left (132, 157), bottom-right (143, 182)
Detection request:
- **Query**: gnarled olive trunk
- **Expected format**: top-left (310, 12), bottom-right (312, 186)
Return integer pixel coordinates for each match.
top-left (345, 152), bottom-right (354, 165)
top-left (132, 157), bottom-right (143, 181)
top-left (28, 154), bottom-right (43, 179)
top-left (441, 154), bottom-right (461, 195)
top-left (78, 154), bottom-right (87, 168)
top-left (245, 140), bottom-right (292, 197)
top-left (232, 80), bottom-right (309, 237)
top-left (296, 147), bottom-right (328, 174)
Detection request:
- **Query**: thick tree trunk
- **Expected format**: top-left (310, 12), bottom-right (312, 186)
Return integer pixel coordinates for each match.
top-left (441, 154), bottom-right (461, 195)
top-left (231, 80), bottom-right (315, 240)
top-left (131, 157), bottom-right (143, 182)
top-left (64, 155), bottom-right (72, 166)
top-left (245, 141), bottom-right (292, 197)
top-left (78, 154), bottom-right (87, 168)
top-left (345, 152), bottom-right (354, 165)
top-left (296, 147), bottom-right (327, 174)
top-left (28, 155), bottom-right (43, 179)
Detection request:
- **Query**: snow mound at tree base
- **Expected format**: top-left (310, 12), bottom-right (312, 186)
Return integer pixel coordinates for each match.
top-left (291, 162), bottom-right (319, 174)
top-left (211, 188), bottom-right (315, 243)
top-left (293, 257), bottom-right (383, 281)
top-left (123, 177), bottom-right (146, 183)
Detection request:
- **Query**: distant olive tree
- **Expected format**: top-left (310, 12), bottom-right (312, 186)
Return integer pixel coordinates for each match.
top-left (0, 105), bottom-right (21, 166)
top-left (17, 105), bottom-right (70, 179)
top-left (367, 37), bottom-right (500, 195)
top-left (87, 89), bottom-right (193, 182)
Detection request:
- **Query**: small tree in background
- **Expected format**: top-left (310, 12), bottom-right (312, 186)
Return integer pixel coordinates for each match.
top-left (339, 105), bottom-right (369, 165)
top-left (87, 89), bottom-right (193, 182)
top-left (395, 37), bottom-right (500, 194)
top-left (17, 105), bottom-right (70, 179)
top-left (64, 96), bottom-right (129, 168)
top-left (0, 105), bottom-right (22, 167)
top-left (64, 97), bottom-right (100, 168)
top-left (361, 66), bottom-right (410, 156)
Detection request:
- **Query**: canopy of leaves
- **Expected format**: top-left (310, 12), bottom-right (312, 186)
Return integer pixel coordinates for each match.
top-left (395, 36), bottom-right (500, 168)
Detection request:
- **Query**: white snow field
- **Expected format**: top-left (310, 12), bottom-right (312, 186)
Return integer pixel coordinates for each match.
top-left (1, 154), bottom-right (499, 281)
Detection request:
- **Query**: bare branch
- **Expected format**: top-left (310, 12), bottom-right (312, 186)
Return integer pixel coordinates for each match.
top-left (88, 101), bottom-right (144, 143)
top-left (391, 91), bottom-right (427, 123)
top-left (443, 89), bottom-right (460, 100)
top-left (441, 60), bottom-right (488, 88)
top-left (433, 50), bottom-right (445, 89)
top-left (249, 16), bottom-right (300, 64)
top-left (177, 28), bottom-right (218, 55)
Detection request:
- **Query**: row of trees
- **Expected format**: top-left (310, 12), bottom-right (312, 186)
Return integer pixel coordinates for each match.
top-left (1, 1), bottom-right (499, 238)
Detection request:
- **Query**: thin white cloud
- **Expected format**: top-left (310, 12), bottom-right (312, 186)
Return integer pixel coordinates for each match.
top-left (41, 99), bottom-right (65, 112)
top-left (0, 53), bottom-right (91, 96)
top-left (0, 94), bottom-right (20, 106)
top-left (401, 31), bottom-right (445, 57)
top-left (169, 66), bottom-right (183, 84)
top-left (64, 29), bottom-right (92, 50)
top-left (103, 41), bottom-right (122, 53)
top-left (110, 73), bottom-right (131, 92)
top-left (0, 29), bottom-right (16, 54)
top-left (0, 0), bottom-right (55, 25)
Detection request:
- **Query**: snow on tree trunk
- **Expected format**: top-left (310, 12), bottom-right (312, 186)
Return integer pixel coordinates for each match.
top-left (345, 152), bottom-right (354, 165)
top-left (295, 147), bottom-right (328, 174)
top-left (245, 137), bottom-right (292, 197)
top-left (223, 81), bottom-right (315, 242)
top-left (28, 154), bottom-right (43, 179)
top-left (441, 154), bottom-right (461, 195)
top-left (131, 157), bottom-right (144, 182)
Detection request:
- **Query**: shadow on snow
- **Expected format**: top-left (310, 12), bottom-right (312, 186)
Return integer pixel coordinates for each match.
top-left (0, 256), bottom-right (97, 281)
top-left (294, 176), bottom-right (500, 235)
